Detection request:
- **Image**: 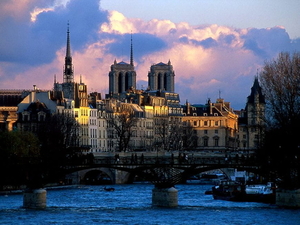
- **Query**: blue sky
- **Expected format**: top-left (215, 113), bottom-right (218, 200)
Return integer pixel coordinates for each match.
top-left (0, 0), bottom-right (299, 109)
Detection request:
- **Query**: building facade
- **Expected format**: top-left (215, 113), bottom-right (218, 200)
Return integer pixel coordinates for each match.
top-left (148, 60), bottom-right (175, 92)
top-left (182, 98), bottom-right (239, 151)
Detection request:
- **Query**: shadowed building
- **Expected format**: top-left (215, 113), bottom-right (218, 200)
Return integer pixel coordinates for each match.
top-left (0, 90), bottom-right (29, 131)
top-left (237, 77), bottom-right (266, 150)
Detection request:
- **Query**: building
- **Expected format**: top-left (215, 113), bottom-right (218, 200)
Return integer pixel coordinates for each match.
top-left (237, 77), bottom-right (266, 150)
top-left (53, 25), bottom-right (89, 149)
top-left (148, 60), bottom-right (175, 93)
top-left (108, 36), bottom-right (136, 96)
top-left (182, 98), bottom-right (238, 151)
top-left (0, 90), bottom-right (29, 131)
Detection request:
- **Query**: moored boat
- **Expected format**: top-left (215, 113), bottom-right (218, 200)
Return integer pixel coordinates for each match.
top-left (212, 180), bottom-right (245, 201)
top-left (212, 181), bottom-right (276, 203)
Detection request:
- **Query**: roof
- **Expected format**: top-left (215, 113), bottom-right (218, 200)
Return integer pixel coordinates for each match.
top-left (118, 61), bottom-right (129, 65)
top-left (155, 62), bottom-right (167, 66)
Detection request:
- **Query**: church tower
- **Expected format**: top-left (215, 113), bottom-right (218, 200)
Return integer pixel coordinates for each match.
top-left (64, 24), bottom-right (74, 83)
top-left (53, 24), bottom-right (88, 108)
top-left (148, 60), bottom-right (175, 92)
top-left (108, 35), bottom-right (136, 95)
top-left (60, 23), bottom-right (76, 100)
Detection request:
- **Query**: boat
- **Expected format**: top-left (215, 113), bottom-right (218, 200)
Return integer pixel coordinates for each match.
top-left (212, 181), bottom-right (276, 203)
top-left (244, 182), bottom-right (276, 203)
top-left (212, 180), bottom-right (245, 201)
top-left (186, 173), bottom-right (226, 185)
top-left (104, 186), bottom-right (115, 192)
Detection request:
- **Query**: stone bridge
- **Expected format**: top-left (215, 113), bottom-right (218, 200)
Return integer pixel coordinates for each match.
top-left (63, 151), bottom-right (264, 186)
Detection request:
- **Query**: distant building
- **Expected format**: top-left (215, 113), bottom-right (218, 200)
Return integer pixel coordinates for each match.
top-left (148, 60), bottom-right (175, 93)
top-left (237, 77), bottom-right (266, 150)
top-left (182, 98), bottom-right (238, 151)
top-left (108, 36), bottom-right (136, 96)
top-left (16, 89), bottom-right (60, 132)
top-left (0, 90), bottom-right (29, 131)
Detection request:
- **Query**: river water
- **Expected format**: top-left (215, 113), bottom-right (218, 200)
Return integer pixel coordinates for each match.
top-left (1, 184), bottom-right (300, 225)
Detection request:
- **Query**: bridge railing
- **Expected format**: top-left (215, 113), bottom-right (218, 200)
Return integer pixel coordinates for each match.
top-left (82, 154), bottom-right (257, 167)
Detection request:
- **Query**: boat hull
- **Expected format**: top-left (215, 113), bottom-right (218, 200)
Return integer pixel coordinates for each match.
top-left (212, 182), bottom-right (276, 203)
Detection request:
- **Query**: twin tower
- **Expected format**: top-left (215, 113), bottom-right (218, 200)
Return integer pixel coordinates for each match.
top-left (108, 37), bottom-right (175, 94)
top-left (58, 25), bottom-right (175, 98)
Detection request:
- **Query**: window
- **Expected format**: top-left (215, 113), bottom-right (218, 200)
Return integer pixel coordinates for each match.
top-left (204, 121), bottom-right (208, 126)
top-left (214, 138), bottom-right (219, 147)
top-left (194, 121), bottom-right (197, 126)
top-left (204, 113), bottom-right (207, 116)
top-left (215, 129), bottom-right (218, 134)
top-left (204, 130), bottom-right (208, 134)
top-left (203, 138), bottom-right (208, 147)
top-left (215, 121), bottom-right (218, 126)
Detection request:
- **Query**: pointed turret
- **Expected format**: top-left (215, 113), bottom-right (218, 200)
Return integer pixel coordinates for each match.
top-left (64, 23), bottom-right (74, 83)
top-left (247, 76), bottom-right (265, 104)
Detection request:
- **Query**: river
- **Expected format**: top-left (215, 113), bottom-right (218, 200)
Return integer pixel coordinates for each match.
top-left (1, 184), bottom-right (300, 225)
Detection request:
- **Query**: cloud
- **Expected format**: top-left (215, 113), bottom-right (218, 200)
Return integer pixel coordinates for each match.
top-left (1, 1), bottom-right (300, 110)
top-left (0, 0), bottom-right (107, 66)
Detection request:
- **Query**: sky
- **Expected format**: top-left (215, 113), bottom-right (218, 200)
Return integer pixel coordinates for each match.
top-left (0, 0), bottom-right (300, 109)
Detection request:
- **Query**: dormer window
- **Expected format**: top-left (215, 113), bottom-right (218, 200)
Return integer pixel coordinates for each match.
top-left (204, 113), bottom-right (207, 116)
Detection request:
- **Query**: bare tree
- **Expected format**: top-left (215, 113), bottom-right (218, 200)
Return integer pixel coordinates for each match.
top-left (168, 123), bottom-right (183, 151)
top-left (260, 52), bottom-right (300, 132)
top-left (108, 110), bottom-right (137, 152)
top-left (155, 117), bottom-right (169, 150)
top-left (38, 112), bottom-right (80, 161)
top-left (259, 51), bottom-right (300, 188)
top-left (182, 123), bottom-right (198, 150)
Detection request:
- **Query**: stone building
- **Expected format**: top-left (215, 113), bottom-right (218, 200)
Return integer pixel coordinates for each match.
top-left (108, 37), bottom-right (136, 96)
top-left (148, 61), bottom-right (175, 93)
top-left (182, 98), bottom-right (238, 151)
top-left (237, 77), bottom-right (266, 150)
top-left (0, 90), bottom-right (28, 131)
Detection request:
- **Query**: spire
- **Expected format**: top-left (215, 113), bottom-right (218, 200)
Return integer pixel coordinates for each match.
top-left (130, 32), bottom-right (134, 66)
top-left (247, 76), bottom-right (265, 104)
top-left (66, 22), bottom-right (71, 58)
top-left (64, 22), bottom-right (74, 83)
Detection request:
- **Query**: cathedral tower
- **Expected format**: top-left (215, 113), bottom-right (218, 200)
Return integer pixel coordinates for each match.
top-left (148, 60), bottom-right (175, 92)
top-left (108, 35), bottom-right (136, 94)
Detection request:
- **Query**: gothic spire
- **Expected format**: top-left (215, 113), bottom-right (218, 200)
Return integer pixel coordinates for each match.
top-left (64, 22), bottom-right (74, 83)
top-left (66, 23), bottom-right (71, 58)
top-left (130, 32), bottom-right (134, 66)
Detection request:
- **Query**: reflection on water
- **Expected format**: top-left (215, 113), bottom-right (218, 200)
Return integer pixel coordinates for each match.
top-left (1, 184), bottom-right (300, 225)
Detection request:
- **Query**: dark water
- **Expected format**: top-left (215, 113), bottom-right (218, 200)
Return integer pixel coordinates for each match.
top-left (1, 184), bottom-right (300, 225)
